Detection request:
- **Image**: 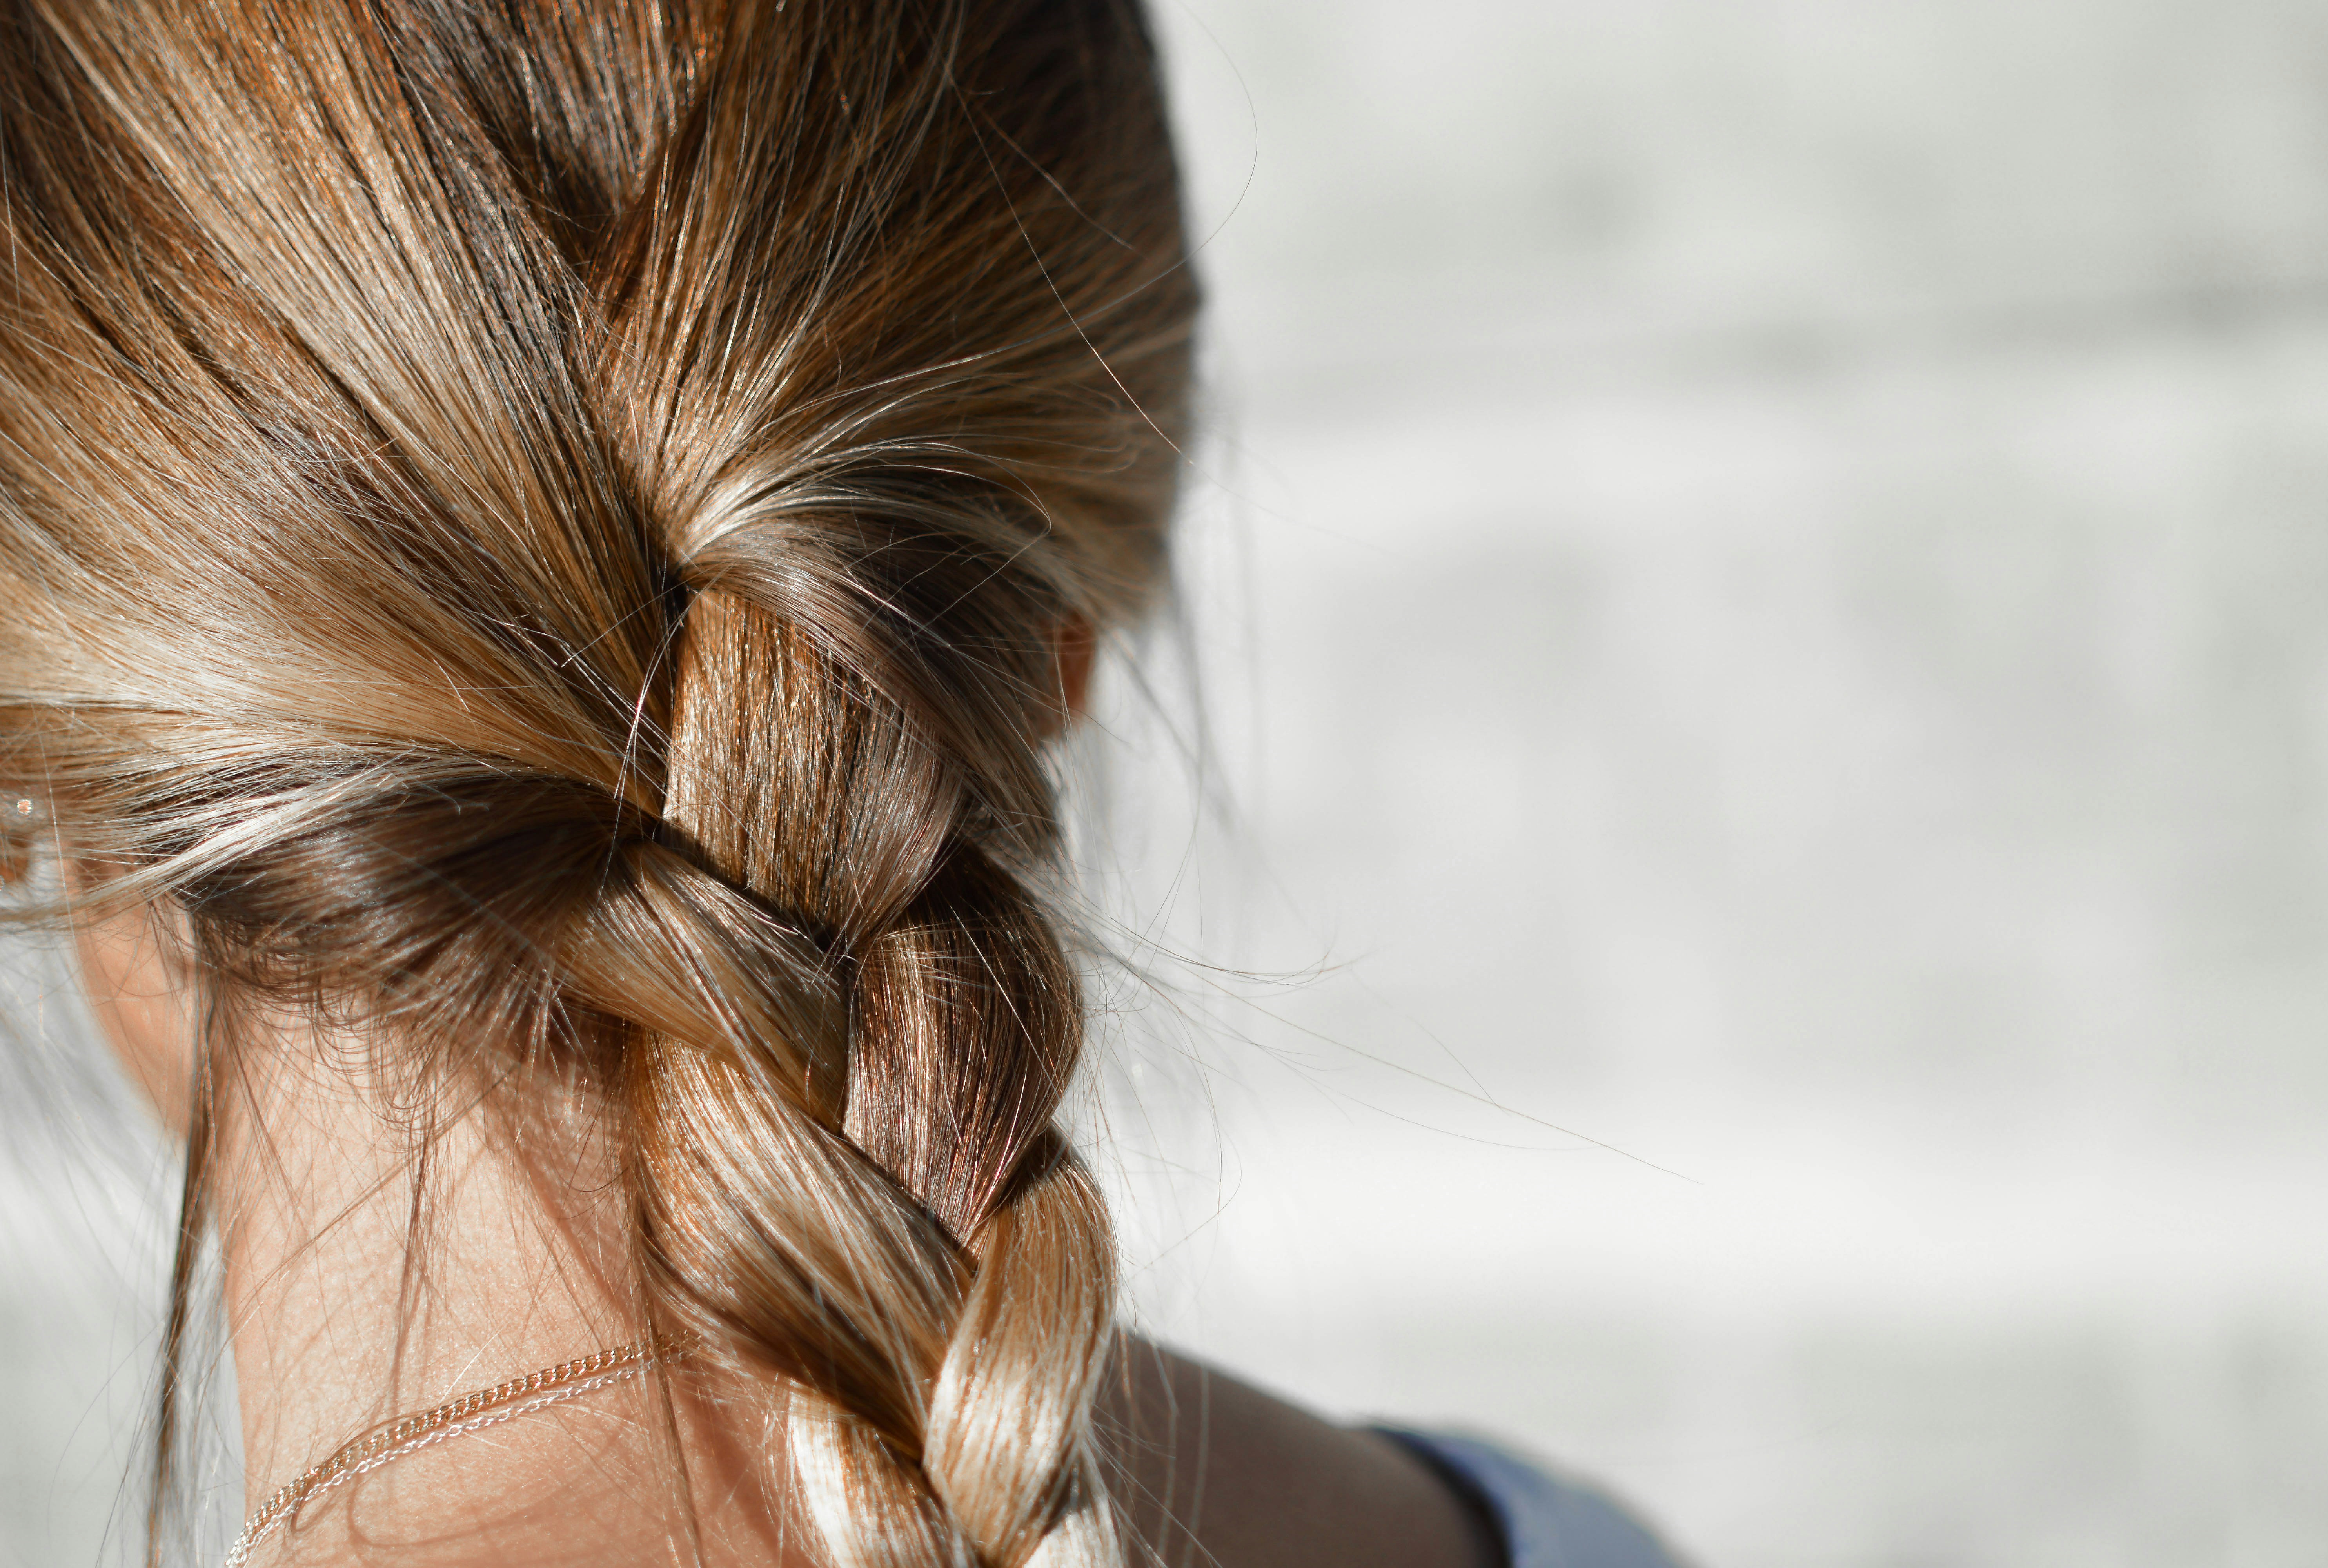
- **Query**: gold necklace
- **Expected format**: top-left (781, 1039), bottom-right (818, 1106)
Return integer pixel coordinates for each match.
top-left (222, 1332), bottom-right (695, 1568)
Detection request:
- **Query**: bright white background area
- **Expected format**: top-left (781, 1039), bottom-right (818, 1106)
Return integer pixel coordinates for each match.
top-left (10, 2), bottom-right (2328, 1564)
top-left (1100, 2), bottom-right (2328, 1565)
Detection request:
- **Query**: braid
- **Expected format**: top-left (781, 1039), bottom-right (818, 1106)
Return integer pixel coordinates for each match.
top-left (634, 589), bottom-right (1121, 1566)
top-left (0, 0), bottom-right (1195, 1561)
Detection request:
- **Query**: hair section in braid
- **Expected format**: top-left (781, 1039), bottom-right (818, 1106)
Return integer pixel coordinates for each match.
top-left (0, 0), bottom-right (1197, 1563)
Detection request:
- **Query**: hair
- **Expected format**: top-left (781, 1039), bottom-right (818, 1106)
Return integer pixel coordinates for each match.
top-left (0, 0), bottom-right (1197, 1563)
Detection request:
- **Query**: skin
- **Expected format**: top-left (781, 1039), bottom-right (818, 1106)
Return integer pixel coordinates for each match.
top-left (67, 655), bottom-right (1497, 1568)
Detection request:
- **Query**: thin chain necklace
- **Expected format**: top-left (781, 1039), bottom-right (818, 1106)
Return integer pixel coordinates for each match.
top-left (222, 1332), bottom-right (695, 1568)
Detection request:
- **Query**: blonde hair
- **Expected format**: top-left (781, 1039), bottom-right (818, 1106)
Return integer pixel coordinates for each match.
top-left (0, 0), bottom-right (1196, 1562)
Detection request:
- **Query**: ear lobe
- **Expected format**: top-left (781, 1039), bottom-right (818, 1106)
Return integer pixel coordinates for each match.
top-left (74, 897), bottom-right (200, 1139)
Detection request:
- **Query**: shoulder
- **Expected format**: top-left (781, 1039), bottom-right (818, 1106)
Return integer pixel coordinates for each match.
top-left (1373, 1429), bottom-right (1693, 1568)
top-left (1105, 1343), bottom-right (1502, 1568)
top-left (1102, 1341), bottom-right (1689, 1568)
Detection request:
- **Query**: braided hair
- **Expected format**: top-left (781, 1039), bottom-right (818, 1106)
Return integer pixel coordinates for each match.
top-left (0, 0), bottom-right (1196, 1561)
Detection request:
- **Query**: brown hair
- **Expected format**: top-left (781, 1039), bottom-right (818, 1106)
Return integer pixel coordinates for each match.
top-left (0, 0), bottom-right (1196, 1561)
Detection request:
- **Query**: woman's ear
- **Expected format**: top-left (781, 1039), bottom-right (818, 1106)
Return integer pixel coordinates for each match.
top-left (71, 884), bottom-right (198, 1139)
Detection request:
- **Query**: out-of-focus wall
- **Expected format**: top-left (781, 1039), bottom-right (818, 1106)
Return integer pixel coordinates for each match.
top-left (10, 3), bottom-right (2328, 1565)
top-left (1107, 2), bottom-right (2328, 1564)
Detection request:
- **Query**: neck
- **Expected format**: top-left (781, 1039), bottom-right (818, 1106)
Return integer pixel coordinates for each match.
top-left (215, 1034), bottom-right (804, 1568)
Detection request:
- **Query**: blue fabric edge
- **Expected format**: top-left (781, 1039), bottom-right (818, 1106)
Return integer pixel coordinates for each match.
top-left (1370, 1426), bottom-right (1694, 1568)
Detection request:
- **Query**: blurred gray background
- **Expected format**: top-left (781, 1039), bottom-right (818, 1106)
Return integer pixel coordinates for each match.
top-left (1104, 2), bottom-right (2328, 1565)
top-left (12, 0), bottom-right (2328, 1564)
